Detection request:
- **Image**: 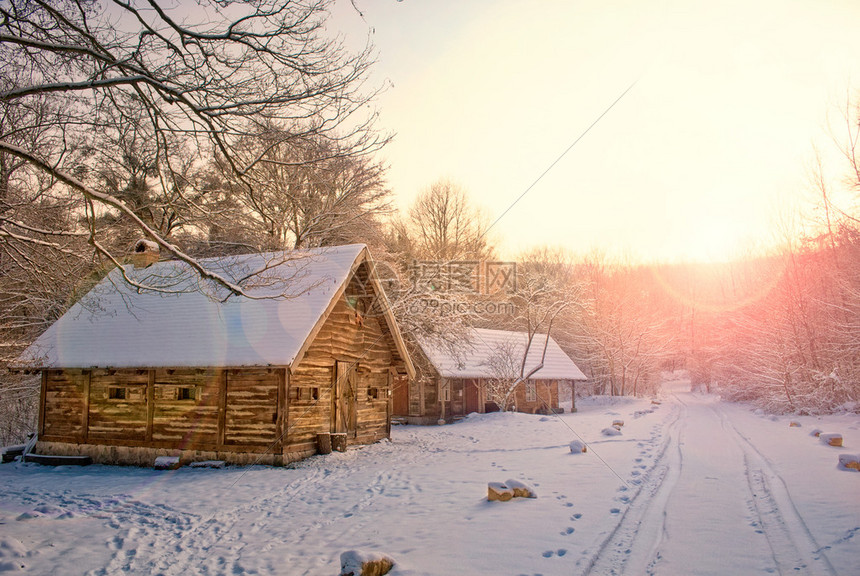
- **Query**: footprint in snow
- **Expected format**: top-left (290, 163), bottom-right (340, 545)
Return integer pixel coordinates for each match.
top-left (610, 508), bottom-right (621, 514)
top-left (561, 527), bottom-right (575, 535)
top-left (571, 513), bottom-right (582, 520)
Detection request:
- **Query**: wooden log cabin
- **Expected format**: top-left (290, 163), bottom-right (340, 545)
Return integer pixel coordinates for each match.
top-left (19, 244), bottom-right (414, 466)
top-left (394, 328), bottom-right (586, 422)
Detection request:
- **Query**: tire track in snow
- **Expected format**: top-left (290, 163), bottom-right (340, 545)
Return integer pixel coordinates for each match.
top-left (713, 405), bottom-right (838, 576)
top-left (579, 398), bottom-right (685, 576)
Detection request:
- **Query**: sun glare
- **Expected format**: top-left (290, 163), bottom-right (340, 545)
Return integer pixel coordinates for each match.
top-left (679, 217), bottom-right (748, 263)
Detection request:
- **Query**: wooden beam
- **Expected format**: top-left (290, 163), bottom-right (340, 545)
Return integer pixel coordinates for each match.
top-left (386, 369), bottom-right (392, 437)
top-left (275, 368), bottom-right (286, 452)
top-left (81, 370), bottom-right (91, 443)
top-left (38, 371), bottom-right (47, 437)
top-left (217, 369), bottom-right (227, 448)
top-left (145, 369), bottom-right (155, 442)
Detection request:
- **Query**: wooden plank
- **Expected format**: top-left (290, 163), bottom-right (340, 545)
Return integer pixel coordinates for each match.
top-left (38, 371), bottom-right (47, 437)
top-left (81, 370), bottom-right (91, 443)
top-left (43, 371), bottom-right (86, 438)
top-left (217, 369), bottom-right (227, 449)
top-left (24, 453), bottom-right (92, 466)
top-left (275, 368), bottom-right (286, 451)
top-left (146, 369), bottom-right (155, 442)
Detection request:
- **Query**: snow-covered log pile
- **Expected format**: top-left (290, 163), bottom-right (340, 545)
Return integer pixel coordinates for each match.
top-left (487, 479), bottom-right (537, 501)
top-left (837, 454), bottom-right (860, 471)
top-left (339, 550), bottom-right (395, 576)
top-left (819, 433), bottom-right (843, 447)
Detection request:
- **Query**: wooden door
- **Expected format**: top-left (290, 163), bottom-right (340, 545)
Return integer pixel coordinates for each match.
top-left (464, 379), bottom-right (481, 414)
top-left (391, 373), bottom-right (409, 416)
top-left (333, 361), bottom-right (357, 437)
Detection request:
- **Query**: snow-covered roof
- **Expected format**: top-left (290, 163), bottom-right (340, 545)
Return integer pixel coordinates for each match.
top-left (419, 328), bottom-right (587, 381)
top-left (20, 244), bottom-right (395, 369)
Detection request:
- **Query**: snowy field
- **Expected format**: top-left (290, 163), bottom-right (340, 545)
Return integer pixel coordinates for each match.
top-left (1, 376), bottom-right (859, 575)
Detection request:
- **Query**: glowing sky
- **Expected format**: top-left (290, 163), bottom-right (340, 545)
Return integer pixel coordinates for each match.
top-left (329, 0), bottom-right (860, 262)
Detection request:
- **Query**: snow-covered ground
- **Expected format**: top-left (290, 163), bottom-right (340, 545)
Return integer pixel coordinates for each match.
top-left (1, 376), bottom-right (859, 575)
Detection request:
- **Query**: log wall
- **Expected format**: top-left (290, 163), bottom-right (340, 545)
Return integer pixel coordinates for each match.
top-left (39, 367), bottom-right (283, 461)
top-left (510, 379), bottom-right (560, 413)
top-left (289, 274), bottom-right (394, 450)
top-left (41, 370), bottom-right (87, 440)
top-left (418, 374), bottom-right (561, 421)
top-left (151, 368), bottom-right (220, 447)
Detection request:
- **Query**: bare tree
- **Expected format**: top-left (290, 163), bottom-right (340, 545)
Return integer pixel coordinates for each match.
top-left (567, 252), bottom-right (669, 397)
top-left (481, 329), bottom-right (562, 412)
top-left (0, 0), bottom-right (387, 296)
top-left (483, 339), bottom-right (524, 411)
top-left (404, 179), bottom-right (493, 261)
top-left (207, 126), bottom-right (391, 251)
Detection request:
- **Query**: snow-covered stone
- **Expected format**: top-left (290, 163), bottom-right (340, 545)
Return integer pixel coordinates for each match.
top-left (810, 429), bottom-right (823, 437)
top-left (789, 421), bottom-right (801, 427)
top-left (339, 550), bottom-right (395, 576)
top-left (154, 456), bottom-right (181, 470)
top-left (601, 427), bottom-right (622, 436)
top-left (612, 419), bottom-right (624, 428)
top-left (569, 440), bottom-right (587, 453)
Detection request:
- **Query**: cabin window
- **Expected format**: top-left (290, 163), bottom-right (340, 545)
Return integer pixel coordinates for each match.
top-left (177, 387), bottom-right (196, 401)
top-left (293, 387), bottom-right (319, 402)
top-left (367, 387), bottom-right (380, 400)
top-left (442, 386), bottom-right (451, 402)
top-left (108, 386), bottom-right (127, 400)
top-left (525, 380), bottom-right (537, 402)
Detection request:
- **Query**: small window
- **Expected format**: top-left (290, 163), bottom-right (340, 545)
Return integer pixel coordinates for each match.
top-left (293, 387), bottom-right (319, 402)
top-left (525, 380), bottom-right (537, 402)
top-left (442, 386), bottom-right (451, 402)
top-left (108, 386), bottom-right (127, 400)
top-left (367, 387), bottom-right (380, 400)
top-left (177, 387), bottom-right (196, 401)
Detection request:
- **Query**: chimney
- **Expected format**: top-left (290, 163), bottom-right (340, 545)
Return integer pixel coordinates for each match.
top-left (131, 239), bottom-right (160, 268)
